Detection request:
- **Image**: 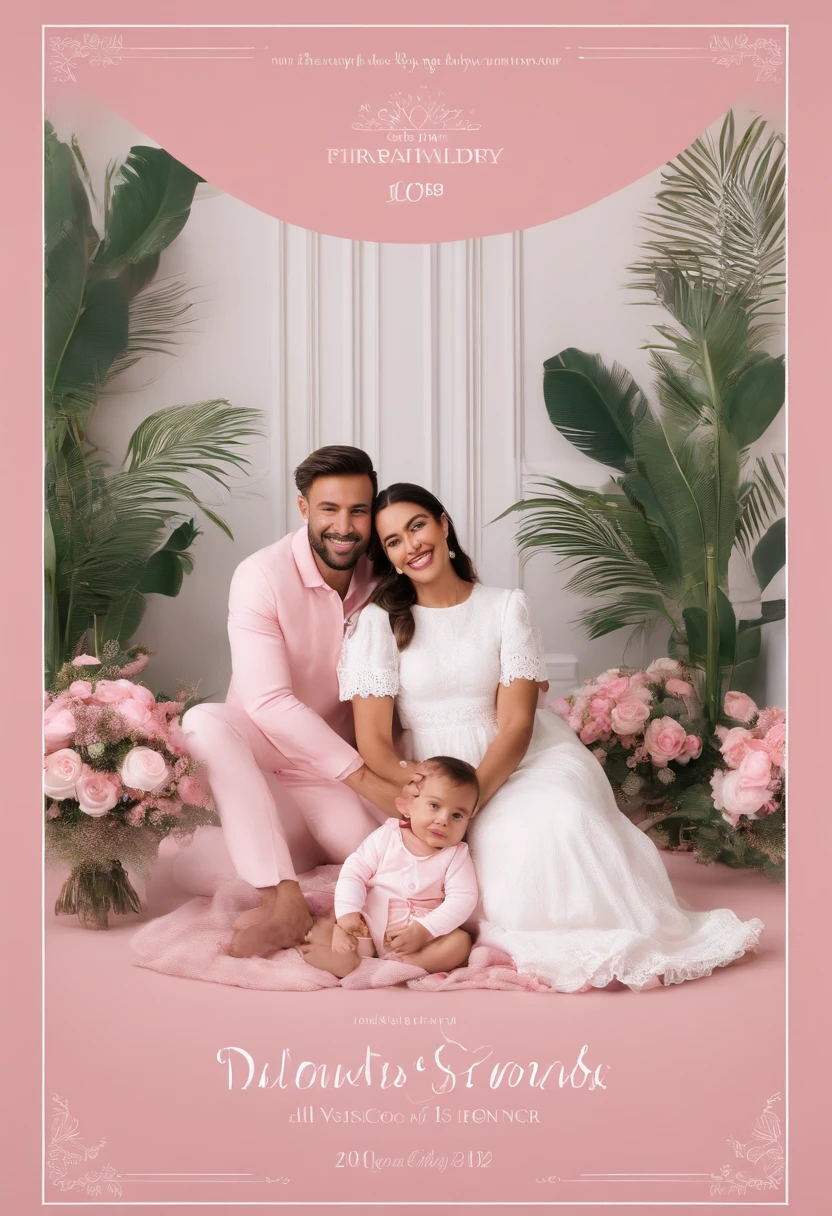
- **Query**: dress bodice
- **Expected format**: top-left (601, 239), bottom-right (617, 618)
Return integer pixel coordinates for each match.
top-left (338, 583), bottom-right (546, 737)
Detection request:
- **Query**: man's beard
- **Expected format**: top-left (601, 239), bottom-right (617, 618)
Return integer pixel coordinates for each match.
top-left (307, 523), bottom-right (369, 571)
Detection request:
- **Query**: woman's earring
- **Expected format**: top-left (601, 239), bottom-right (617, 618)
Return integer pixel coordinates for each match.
top-left (448, 549), bottom-right (456, 560)
top-left (394, 566), bottom-right (404, 575)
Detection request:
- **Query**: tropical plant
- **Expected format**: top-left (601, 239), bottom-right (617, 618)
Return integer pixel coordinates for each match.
top-left (44, 122), bottom-right (263, 677)
top-left (503, 111), bottom-right (785, 728)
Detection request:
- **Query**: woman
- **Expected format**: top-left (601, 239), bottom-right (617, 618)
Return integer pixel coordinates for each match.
top-left (337, 483), bottom-right (763, 992)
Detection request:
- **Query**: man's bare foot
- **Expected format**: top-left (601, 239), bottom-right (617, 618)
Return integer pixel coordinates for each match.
top-left (226, 881), bottom-right (313, 958)
top-left (298, 941), bottom-right (361, 979)
top-left (232, 906), bottom-right (267, 932)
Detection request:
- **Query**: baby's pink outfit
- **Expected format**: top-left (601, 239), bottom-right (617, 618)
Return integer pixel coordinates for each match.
top-left (334, 818), bottom-right (479, 958)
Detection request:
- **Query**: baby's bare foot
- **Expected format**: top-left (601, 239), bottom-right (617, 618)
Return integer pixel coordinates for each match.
top-left (298, 941), bottom-right (361, 978)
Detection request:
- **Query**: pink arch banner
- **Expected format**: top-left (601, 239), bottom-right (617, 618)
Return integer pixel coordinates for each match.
top-left (44, 24), bottom-right (785, 240)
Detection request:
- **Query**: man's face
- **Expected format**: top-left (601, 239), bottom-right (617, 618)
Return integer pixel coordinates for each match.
top-left (298, 474), bottom-right (375, 571)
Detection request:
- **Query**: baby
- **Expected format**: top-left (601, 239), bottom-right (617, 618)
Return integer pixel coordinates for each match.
top-left (299, 756), bottom-right (479, 978)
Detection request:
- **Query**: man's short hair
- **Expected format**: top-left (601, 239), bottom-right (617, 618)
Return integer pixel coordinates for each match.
top-left (294, 446), bottom-right (378, 500)
top-left (423, 755), bottom-right (480, 805)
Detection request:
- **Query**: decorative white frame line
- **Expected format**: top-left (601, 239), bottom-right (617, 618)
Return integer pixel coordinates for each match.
top-left (41, 20), bottom-right (790, 1209)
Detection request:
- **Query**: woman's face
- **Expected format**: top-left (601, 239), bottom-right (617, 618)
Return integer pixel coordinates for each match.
top-left (375, 501), bottom-right (451, 586)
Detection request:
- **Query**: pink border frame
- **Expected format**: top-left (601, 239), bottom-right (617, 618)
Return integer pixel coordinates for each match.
top-left (3, 1), bottom-right (829, 1211)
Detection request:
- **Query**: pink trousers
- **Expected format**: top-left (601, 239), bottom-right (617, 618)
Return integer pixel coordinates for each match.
top-left (181, 703), bottom-right (383, 888)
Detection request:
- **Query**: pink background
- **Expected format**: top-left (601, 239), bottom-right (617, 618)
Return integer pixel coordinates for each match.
top-left (3, 0), bottom-right (830, 1211)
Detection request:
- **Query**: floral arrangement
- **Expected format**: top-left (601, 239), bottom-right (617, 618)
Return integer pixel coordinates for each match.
top-left (44, 641), bottom-right (218, 928)
top-left (549, 658), bottom-right (786, 879)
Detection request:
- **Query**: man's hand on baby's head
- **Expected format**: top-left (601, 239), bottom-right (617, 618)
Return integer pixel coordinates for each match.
top-left (399, 760), bottom-right (427, 799)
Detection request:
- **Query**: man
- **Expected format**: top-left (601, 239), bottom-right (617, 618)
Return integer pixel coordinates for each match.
top-left (182, 446), bottom-right (408, 958)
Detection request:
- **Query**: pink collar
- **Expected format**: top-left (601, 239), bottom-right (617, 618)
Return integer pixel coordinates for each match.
top-left (290, 525), bottom-right (377, 610)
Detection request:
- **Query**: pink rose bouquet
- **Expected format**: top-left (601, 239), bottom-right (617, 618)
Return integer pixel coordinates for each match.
top-left (548, 660), bottom-right (785, 879)
top-left (45, 641), bottom-right (218, 928)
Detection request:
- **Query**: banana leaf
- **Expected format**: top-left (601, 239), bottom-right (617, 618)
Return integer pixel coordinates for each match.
top-left (542, 348), bottom-right (648, 472)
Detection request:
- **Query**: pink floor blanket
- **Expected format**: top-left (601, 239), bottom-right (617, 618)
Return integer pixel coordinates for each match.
top-left (130, 866), bottom-right (551, 993)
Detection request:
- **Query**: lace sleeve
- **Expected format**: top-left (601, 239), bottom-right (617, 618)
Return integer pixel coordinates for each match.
top-left (499, 588), bottom-right (546, 687)
top-left (337, 604), bottom-right (400, 700)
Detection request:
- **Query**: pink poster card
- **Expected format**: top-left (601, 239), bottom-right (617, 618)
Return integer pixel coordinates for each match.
top-left (2, 0), bottom-right (831, 1212)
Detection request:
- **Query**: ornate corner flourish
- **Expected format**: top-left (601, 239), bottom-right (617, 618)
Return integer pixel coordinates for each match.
top-left (353, 90), bottom-right (481, 132)
top-left (49, 33), bottom-right (124, 83)
top-left (709, 34), bottom-right (784, 83)
top-left (48, 1093), bottom-right (122, 1198)
top-left (48, 1093), bottom-right (290, 1194)
top-left (710, 1092), bottom-right (784, 1196)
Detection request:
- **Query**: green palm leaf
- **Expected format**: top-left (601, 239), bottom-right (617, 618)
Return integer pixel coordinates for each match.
top-left (628, 111), bottom-right (785, 315)
top-left (542, 349), bottom-right (648, 472)
top-left (112, 400), bottom-right (264, 537)
top-left (93, 146), bottom-right (204, 271)
top-left (736, 454), bottom-right (785, 554)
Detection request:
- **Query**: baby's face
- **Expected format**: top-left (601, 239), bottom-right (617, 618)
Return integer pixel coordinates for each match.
top-left (407, 776), bottom-right (476, 849)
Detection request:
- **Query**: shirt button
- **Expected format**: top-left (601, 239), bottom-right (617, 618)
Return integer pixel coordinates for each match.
top-left (407, 881), bottom-right (417, 891)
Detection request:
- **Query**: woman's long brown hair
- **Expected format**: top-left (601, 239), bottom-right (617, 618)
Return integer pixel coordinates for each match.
top-left (369, 483), bottom-right (477, 650)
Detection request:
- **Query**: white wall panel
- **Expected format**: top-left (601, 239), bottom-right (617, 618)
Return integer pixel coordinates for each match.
top-left (49, 98), bottom-right (785, 710)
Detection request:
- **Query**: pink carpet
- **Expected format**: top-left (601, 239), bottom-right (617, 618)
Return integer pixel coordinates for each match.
top-left (44, 851), bottom-right (785, 1207)
top-left (129, 863), bottom-right (553, 992)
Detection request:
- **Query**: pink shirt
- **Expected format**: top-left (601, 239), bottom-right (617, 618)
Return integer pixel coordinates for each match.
top-left (225, 527), bottom-right (377, 782)
top-left (334, 817), bottom-right (479, 954)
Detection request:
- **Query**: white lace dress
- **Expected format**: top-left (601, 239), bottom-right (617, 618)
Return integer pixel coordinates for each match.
top-left (338, 584), bottom-right (763, 992)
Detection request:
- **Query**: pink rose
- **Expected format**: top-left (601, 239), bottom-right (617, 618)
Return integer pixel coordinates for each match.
top-left (177, 774), bottom-right (210, 808)
top-left (119, 653), bottom-right (150, 678)
top-left (119, 746), bottom-right (172, 793)
top-left (164, 716), bottom-right (189, 755)
top-left (547, 697), bottom-right (572, 718)
top-left (633, 745), bottom-right (649, 762)
top-left (43, 748), bottom-right (83, 800)
top-left (94, 679), bottom-right (137, 705)
top-left (580, 721), bottom-right (605, 746)
top-left (687, 734), bottom-right (703, 756)
top-left (737, 748), bottom-right (772, 789)
top-left (644, 716), bottom-right (688, 765)
top-left (719, 726), bottom-right (752, 769)
top-left (646, 658), bottom-right (683, 679)
top-left (763, 721), bottom-right (785, 768)
top-left (69, 680), bottom-right (94, 701)
top-left (72, 654), bottom-right (100, 667)
top-left (610, 697), bottom-right (651, 736)
top-left (43, 708), bottom-right (77, 754)
top-left (596, 668), bottom-right (620, 684)
top-left (76, 766), bottom-right (122, 817)
top-left (590, 696), bottom-right (614, 713)
top-left (43, 692), bottom-right (70, 722)
top-left (724, 691), bottom-right (758, 723)
top-left (120, 698), bottom-right (154, 730)
top-left (665, 678), bottom-right (694, 696)
top-left (602, 677), bottom-right (629, 699)
top-left (128, 683), bottom-right (156, 708)
top-left (710, 751), bottom-right (773, 824)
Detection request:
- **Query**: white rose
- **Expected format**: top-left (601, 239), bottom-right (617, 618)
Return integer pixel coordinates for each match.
top-left (43, 748), bottom-right (84, 800)
top-left (119, 746), bottom-right (171, 793)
